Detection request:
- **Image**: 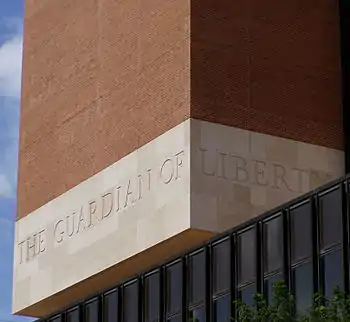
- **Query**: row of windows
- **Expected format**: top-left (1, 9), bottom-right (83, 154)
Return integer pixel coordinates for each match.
top-left (42, 179), bottom-right (349, 322)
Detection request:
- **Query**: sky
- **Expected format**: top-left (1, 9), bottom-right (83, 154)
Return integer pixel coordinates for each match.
top-left (0, 0), bottom-right (33, 321)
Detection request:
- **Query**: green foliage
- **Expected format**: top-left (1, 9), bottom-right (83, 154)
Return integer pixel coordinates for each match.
top-left (235, 282), bottom-right (350, 322)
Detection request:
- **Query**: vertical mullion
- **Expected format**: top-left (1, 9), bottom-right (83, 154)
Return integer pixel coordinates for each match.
top-left (118, 286), bottom-right (122, 322)
top-left (230, 233), bottom-right (236, 320)
top-left (78, 304), bottom-right (83, 322)
top-left (342, 181), bottom-right (349, 294)
top-left (283, 209), bottom-right (290, 290)
top-left (182, 257), bottom-right (187, 322)
top-left (101, 294), bottom-right (105, 322)
top-left (163, 266), bottom-right (167, 321)
top-left (98, 296), bottom-right (102, 322)
top-left (257, 221), bottom-right (263, 295)
top-left (159, 268), bottom-right (164, 322)
top-left (209, 243), bottom-right (213, 322)
top-left (205, 246), bottom-right (210, 322)
top-left (312, 194), bottom-right (321, 295)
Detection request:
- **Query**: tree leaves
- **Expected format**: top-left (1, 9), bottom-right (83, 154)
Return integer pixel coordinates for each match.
top-left (235, 282), bottom-right (350, 322)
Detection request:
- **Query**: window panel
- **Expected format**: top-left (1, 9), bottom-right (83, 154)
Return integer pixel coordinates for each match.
top-left (322, 249), bottom-right (343, 298)
top-left (189, 306), bottom-right (205, 322)
top-left (265, 273), bottom-right (283, 305)
top-left (144, 272), bottom-right (160, 322)
top-left (213, 295), bottom-right (230, 322)
top-left (123, 282), bottom-right (138, 322)
top-left (290, 202), bottom-right (312, 263)
top-left (238, 228), bottom-right (256, 285)
top-left (67, 308), bottom-right (80, 322)
top-left (264, 217), bottom-right (283, 273)
top-left (103, 290), bottom-right (118, 322)
top-left (48, 316), bottom-right (62, 322)
top-left (212, 240), bottom-right (230, 295)
top-left (189, 251), bottom-right (206, 305)
top-left (166, 262), bottom-right (183, 315)
top-left (293, 262), bottom-right (313, 316)
top-left (238, 283), bottom-right (256, 307)
top-left (85, 299), bottom-right (99, 322)
top-left (320, 188), bottom-right (342, 250)
top-left (166, 315), bottom-right (181, 322)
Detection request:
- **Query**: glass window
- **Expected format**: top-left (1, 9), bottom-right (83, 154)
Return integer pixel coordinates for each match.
top-left (265, 274), bottom-right (283, 305)
top-left (213, 295), bottom-right (230, 322)
top-left (293, 262), bottom-right (313, 315)
top-left (238, 228), bottom-right (256, 285)
top-left (85, 299), bottom-right (99, 322)
top-left (48, 316), bottom-right (62, 322)
top-left (238, 283), bottom-right (256, 307)
top-left (67, 308), bottom-right (79, 322)
top-left (322, 249), bottom-right (343, 298)
top-left (166, 262), bottom-right (183, 315)
top-left (320, 188), bottom-right (342, 250)
top-left (290, 202), bottom-right (312, 263)
top-left (189, 251), bottom-right (206, 305)
top-left (264, 217), bottom-right (283, 273)
top-left (212, 240), bottom-right (230, 295)
top-left (166, 315), bottom-right (181, 322)
top-left (144, 272), bottom-right (160, 322)
top-left (103, 290), bottom-right (118, 322)
top-left (189, 306), bottom-right (205, 322)
top-left (123, 281), bottom-right (138, 322)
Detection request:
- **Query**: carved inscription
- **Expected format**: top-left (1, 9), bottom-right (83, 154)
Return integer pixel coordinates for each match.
top-left (199, 148), bottom-right (334, 193)
top-left (17, 151), bottom-right (185, 264)
top-left (17, 229), bottom-right (46, 264)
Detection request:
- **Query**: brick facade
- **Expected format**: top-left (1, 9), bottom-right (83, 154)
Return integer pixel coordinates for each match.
top-left (191, 0), bottom-right (342, 149)
top-left (17, 0), bottom-right (343, 219)
top-left (18, 0), bottom-right (190, 218)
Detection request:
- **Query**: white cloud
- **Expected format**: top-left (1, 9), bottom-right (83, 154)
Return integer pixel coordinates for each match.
top-left (0, 19), bottom-right (23, 199)
top-left (0, 33), bottom-right (23, 98)
top-left (0, 174), bottom-right (13, 198)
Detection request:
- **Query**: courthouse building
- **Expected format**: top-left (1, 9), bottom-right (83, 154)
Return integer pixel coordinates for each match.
top-left (12, 0), bottom-right (350, 321)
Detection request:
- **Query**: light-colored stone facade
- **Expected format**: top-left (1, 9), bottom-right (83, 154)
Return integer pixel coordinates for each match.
top-left (13, 119), bottom-right (344, 317)
top-left (191, 120), bottom-right (344, 230)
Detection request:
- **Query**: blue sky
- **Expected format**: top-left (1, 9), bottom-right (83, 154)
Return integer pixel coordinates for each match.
top-left (0, 1), bottom-right (33, 321)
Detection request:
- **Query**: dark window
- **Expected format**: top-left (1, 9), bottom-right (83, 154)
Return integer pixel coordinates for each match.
top-left (85, 299), bottom-right (99, 322)
top-left (212, 240), bottom-right (230, 295)
top-left (265, 274), bottom-right (283, 305)
top-left (48, 316), bottom-right (62, 322)
top-left (322, 249), bottom-right (343, 298)
top-left (166, 262), bottom-right (183, 315)
top-left (238, 283), bottom-right (256, 307)
top-left (293, 262), bottom-right (313, 315)
top-left (189, 251), bottom-right (206, 305)
top-left (290, 202), bottom-right (312, 263)
top-left (213, 295), bottom-right (230, 322)
top-left (238, 228), bottom-right (256, 285)
top-left (123, 282), bottom-right (138, 322)
top-left (320, 188), bottom-right (342, 250)
top-left (144, 272), bottom-right (160, 322)
top-left (189, 306), bottom-right (205, 322)
top-left (264, 217), bottom-right (283, 273)
top-left (67, 308), bottom-right (80, 322)
top-left (166, 315), bottom-right (181, 322)
top-left (103, 290), bottom-right (118, 322)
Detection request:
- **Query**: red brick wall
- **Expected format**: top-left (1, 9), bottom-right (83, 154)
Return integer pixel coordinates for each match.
top-left (191, 0), bottom-right (343, 149)
top-left (18, 0), bottom-right (190, 219)
top-left (18, 0), bottom-right (343, 219)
